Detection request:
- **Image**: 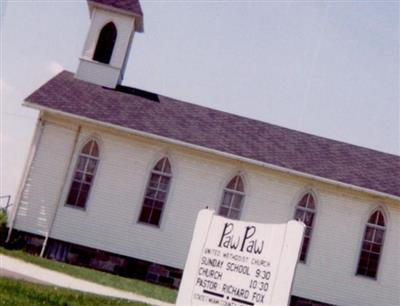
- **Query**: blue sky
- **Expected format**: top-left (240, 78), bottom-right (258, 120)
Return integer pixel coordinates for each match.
top-left (1, 0), bottom-right (399, 200)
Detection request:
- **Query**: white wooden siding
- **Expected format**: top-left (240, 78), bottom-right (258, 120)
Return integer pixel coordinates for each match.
top-left (14, 122), bottom-right (76, 236)
top-left (14, 118), bottom-right (400, 306)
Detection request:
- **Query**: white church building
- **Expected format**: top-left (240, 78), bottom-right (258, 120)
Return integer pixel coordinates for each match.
top-left (8, 1), bottom-right (400, 305)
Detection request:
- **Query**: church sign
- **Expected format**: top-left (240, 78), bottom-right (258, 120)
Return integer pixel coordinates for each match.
top-left (177, 210), bottom-right (305, 306)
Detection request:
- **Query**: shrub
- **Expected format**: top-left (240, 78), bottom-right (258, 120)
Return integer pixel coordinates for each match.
top-left (0, 209), bottom-right (8, 245)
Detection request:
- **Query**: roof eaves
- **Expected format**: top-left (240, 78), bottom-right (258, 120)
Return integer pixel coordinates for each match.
top-left (23, 100), bottom-right (400, 202)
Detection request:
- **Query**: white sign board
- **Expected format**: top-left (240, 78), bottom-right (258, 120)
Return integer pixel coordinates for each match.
top-left (176, 210), bottom-right (305, 306)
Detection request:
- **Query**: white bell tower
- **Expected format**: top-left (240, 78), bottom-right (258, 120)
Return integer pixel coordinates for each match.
top-left (75, 0), bottom-right (143, 88)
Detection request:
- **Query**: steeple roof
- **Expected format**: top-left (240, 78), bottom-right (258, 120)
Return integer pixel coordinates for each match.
top-left (89, 0), bottom-right (143, 16)
top-left (88, 0), bottom-right (143, 33)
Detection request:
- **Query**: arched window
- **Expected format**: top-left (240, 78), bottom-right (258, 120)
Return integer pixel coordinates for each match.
top-left (93, 22), bottom-right (117, 64)
top-left (356, 210), bottom-right (386, 278)
top-left (219, 175), bottom-right (245, 220)
top-left (66, 140), bottom-right (99, 209)
top-left (139, 157), bottom-right (172, 226)
top-left (294, 193), bottom-right (316, 262)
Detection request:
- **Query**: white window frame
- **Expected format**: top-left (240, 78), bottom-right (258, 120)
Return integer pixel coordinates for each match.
top-left (138, 157), bottom-right (172, 227)
top-left (294, 192), bottom-right (316, 263)
top-left (218, 175), bottom-right (245, 220)
top-left (65, 139), bottom-right (100, 210)
top-left (356, 209), bottom-right (386, 279)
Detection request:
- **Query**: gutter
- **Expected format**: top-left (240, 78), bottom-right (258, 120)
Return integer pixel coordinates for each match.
top-left (23, 102), bottom-right (400, 203)
top-left (7, 116), bottom-right (45, 242)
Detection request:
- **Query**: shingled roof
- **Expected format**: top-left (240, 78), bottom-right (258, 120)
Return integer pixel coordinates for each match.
top-left (25, 71), bottom-right (400, 198)
top-left (89, 0), bottom-right (143, 16)
top-left (88, 0), bottom-right (143, 31)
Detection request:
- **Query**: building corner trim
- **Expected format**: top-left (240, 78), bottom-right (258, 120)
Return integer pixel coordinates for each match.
top-left (7, 116), bottom-right (45, 242)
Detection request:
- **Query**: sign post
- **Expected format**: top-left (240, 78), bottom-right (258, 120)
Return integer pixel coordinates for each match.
top-left (176, 209), bottom-right (305, 306)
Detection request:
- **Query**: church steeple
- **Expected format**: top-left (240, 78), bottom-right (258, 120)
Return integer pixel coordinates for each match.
top-left (75, 0), bottom-right (143, 88)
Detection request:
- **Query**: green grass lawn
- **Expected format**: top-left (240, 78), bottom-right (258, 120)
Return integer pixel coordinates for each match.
top-left (0, 276), bottom-right (148, 306)
top-left (0, 247), bottom-right (177, 303)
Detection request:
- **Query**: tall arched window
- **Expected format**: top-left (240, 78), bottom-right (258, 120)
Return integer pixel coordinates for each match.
top-left (294, 193), bottom-right (316, 262)
top-left (219, 175), bottom-right (245, 220)
top-left (139, 157), bottom-right (172, 226)
top-left (356, 209), bottom-right (386, 278)
top-left (93, 22), bottom-right (117, 64)
top-left (66, 140), bottom-right (99, 209)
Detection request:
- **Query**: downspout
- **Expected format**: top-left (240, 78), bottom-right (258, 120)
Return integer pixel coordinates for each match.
top-left (40, 125), bottom-right (81, 257)
top-left (7, 116), bottom-right (45, 242)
